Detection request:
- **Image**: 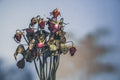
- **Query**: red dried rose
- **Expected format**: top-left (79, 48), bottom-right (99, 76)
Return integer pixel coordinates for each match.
top-left (69, 47), bottom-right (77, 56)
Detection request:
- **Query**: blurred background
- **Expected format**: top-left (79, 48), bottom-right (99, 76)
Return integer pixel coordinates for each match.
top-left (0, 0), bottom-right (120, 80)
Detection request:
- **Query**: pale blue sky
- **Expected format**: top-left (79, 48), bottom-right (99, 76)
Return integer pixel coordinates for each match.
top-left (0, 0), bottom-right (120, 80)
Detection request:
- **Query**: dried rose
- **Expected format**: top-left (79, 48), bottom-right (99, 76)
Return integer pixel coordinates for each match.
top-left (69, 47), bottom-right (77, 56)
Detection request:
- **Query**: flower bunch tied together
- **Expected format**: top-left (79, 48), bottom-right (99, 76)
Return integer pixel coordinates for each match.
top-left (13, 8), bottom-right (77, 80)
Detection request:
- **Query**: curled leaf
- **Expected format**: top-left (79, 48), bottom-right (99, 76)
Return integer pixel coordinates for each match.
top-left (17, 58), bottom-right (25, 69)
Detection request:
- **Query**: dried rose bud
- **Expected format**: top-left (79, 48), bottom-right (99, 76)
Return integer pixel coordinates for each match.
top-left (37, 42), bottom-right (44, 48)
top-left (15, 34), bottom-right (22, 42)
top-left (53, 9), bottom-right (60, 18)
top-left (69, 47), bottom-right (77, 56)
top-left (52, 24), bottom-right (60, 33)
top-left (39, 19), bottom-right (45, 29)
top-left (14, 30), bottom-right (22, 42)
